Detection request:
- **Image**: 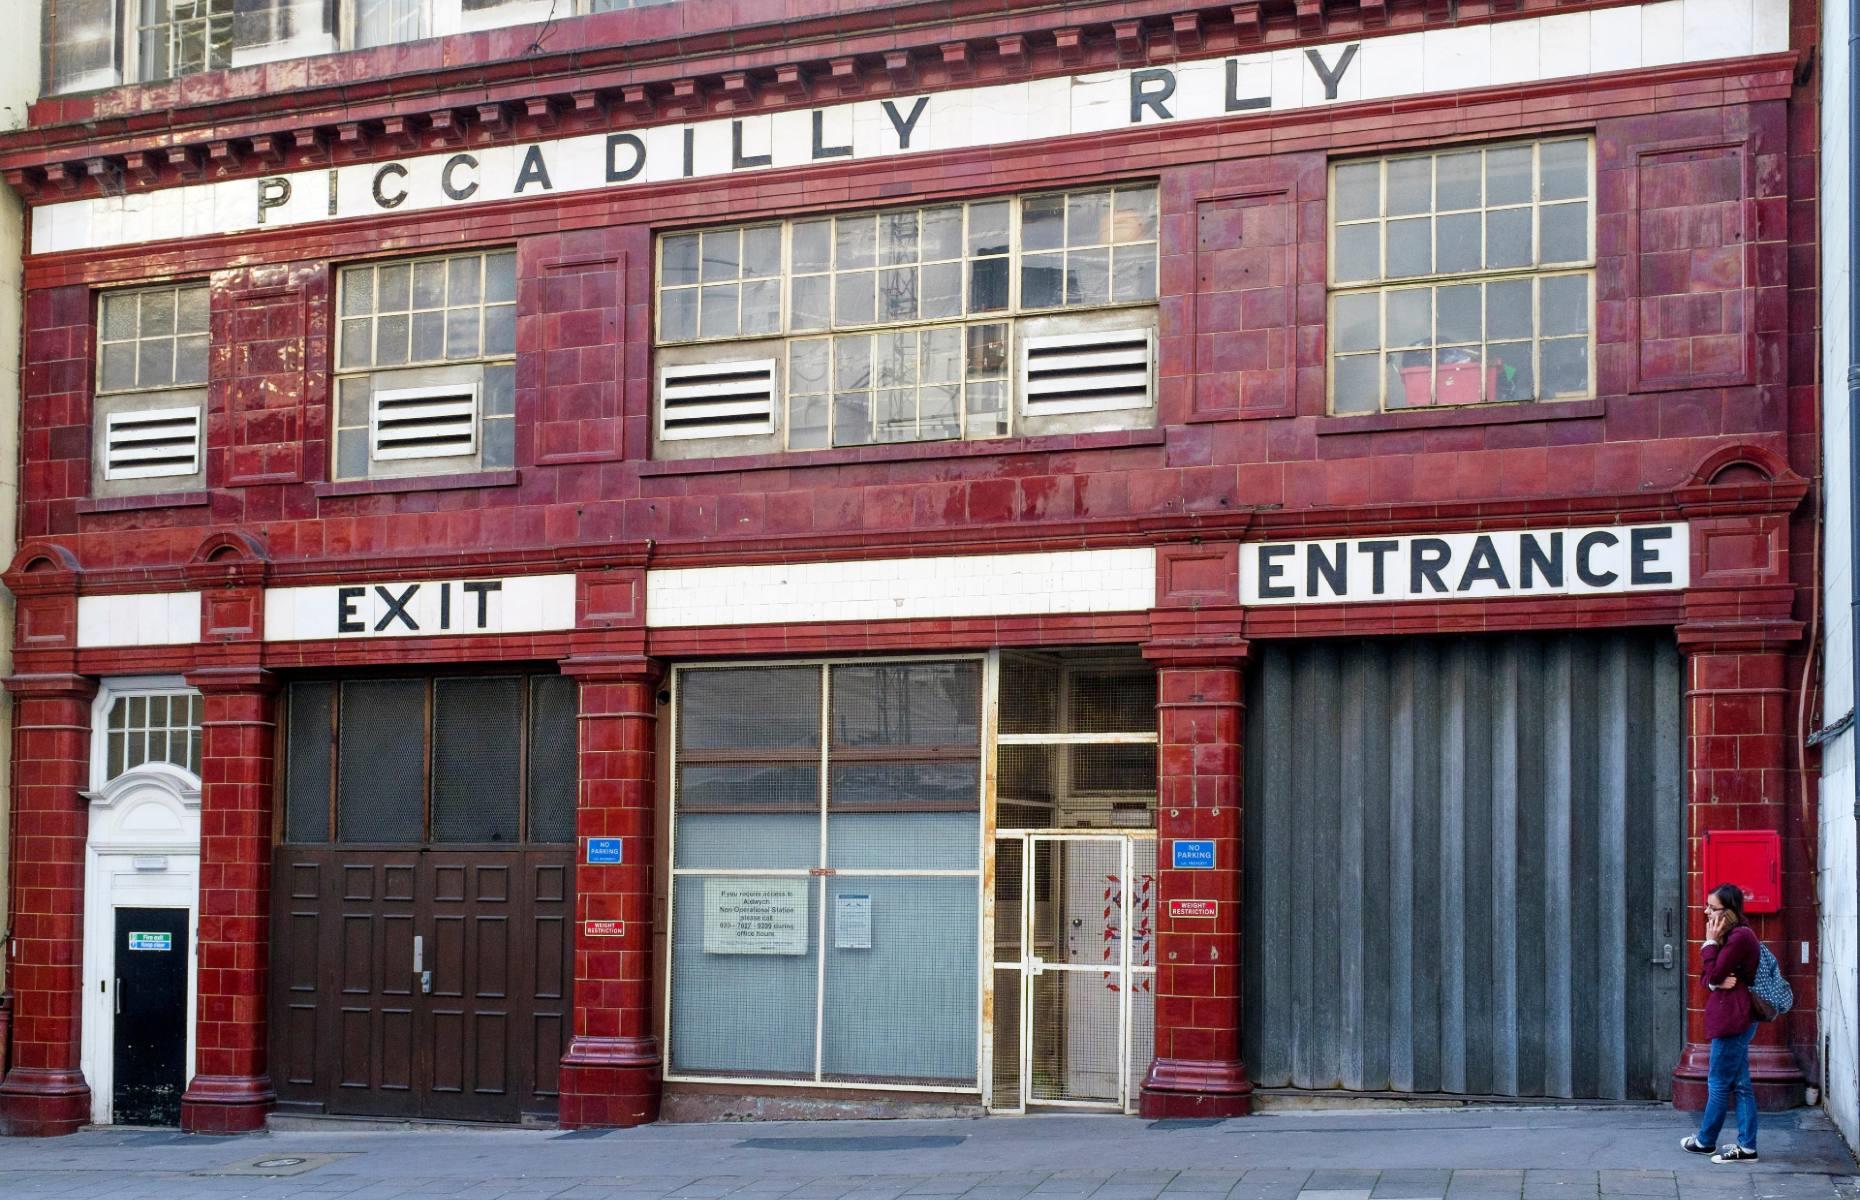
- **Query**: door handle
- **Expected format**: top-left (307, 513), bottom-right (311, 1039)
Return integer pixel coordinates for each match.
top-left (1028, 956), bottom-right (1045, 977)
top-left (1650, 943), bottom-right (1674, 969)
top-left (413, 934), bottom-right (423, 976)
top-left (114, 978), bottom-right (120, 1016)
top-left (420, 970), bottom-right (433, 995)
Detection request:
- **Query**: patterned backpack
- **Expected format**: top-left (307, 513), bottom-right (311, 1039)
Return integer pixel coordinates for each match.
top-left (1749, 942), bottom-right (1794, 1022)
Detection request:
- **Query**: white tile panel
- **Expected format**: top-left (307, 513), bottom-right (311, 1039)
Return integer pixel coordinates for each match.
top-left (646, 548), bottom-right (1156, 628)
top-left (76, 591), bottom-right (203, 648)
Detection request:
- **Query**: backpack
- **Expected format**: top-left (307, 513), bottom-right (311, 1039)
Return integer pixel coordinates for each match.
top-left (1749, 942), bottom-right (1795, 1022)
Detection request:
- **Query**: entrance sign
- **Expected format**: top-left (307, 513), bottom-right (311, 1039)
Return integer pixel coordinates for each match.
top-left (586, 838), bottom-right (622, 865)
top-left (834, 893), bottom-right (873, 950)
top-left (1172, 841), bottom-right (1216, 870)
top-left (1240, 523), bottom-right (1689, 606)
top-left (704, 879), bottom-right (809, 955)
top-left (31, 0), bottom-right (1787, 254)
top-left (127, 932), bottom-right (173, 951)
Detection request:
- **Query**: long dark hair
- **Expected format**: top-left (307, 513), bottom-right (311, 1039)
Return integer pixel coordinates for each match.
top-left (1710, 883), bottom-right (1747, 929)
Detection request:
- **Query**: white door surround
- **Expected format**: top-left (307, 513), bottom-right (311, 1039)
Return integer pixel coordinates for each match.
top-left (80, 761), bottom-right (201, 1126)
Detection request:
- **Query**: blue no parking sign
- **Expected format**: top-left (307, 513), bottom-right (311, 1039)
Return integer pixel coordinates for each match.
top-left (1172, 840), bottom-right (1216, 869)
top-left (586, 838), bottom-right (623, 864)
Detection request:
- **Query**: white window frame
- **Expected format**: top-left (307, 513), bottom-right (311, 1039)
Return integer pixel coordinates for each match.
top-left (663, 653), bottom-right (991, 1098)
top-left (93, 282), bottom-right (210, 494)
top-left (90, 676), bottom-right (204, 789)
top-left (1326, 135), bottom-right (1598, 414)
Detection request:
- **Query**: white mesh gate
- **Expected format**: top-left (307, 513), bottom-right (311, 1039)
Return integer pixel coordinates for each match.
top-left (992, 832), bottom-right (1155, 1112)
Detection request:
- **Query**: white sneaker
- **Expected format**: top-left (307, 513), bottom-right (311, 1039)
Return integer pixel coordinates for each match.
top-left (1711, 1145), bottom-right (1758, 1163)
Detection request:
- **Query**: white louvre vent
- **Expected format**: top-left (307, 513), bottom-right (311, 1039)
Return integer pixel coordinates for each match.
top-left (1021, 329), bottom-right (1154, 416)
top-left (659, 359), bottom-right (777, 441)
top-left (372, 384), bottom-right (479, 461)
top-left (103, 406), bottom-right (202, 480)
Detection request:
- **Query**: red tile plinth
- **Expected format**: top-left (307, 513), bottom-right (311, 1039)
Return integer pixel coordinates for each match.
top-left (0, 673), bottom-right (96, 1137)
top-left (179, 667), bottom-right (279, 1134)
top-left (556, 656), bottom-right (662, 1128)
top-left (1138, 647), bottom-right (1252, 1119)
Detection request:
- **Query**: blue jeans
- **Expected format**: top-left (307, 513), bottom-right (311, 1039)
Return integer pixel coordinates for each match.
top-left (1697, 1024), bottom-right (1759, 1150)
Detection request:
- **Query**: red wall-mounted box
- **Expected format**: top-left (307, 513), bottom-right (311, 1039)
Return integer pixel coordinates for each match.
top-left (1702, 830), bottom-right (1782, 913)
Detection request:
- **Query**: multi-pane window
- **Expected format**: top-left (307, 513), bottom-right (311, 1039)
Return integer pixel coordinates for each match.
top-left (1328, 138), bottom-right (1595, 412)
top-left (94, 283), bottom-right (209, 494)
top-left (136, 0), bottom-right (233, 80)
top-left (104, 690), bottom-right (203, 780)
top-left (655, 186), bottom-right (1160, 456)
top-left (333, 250), bottom-right (516, 480)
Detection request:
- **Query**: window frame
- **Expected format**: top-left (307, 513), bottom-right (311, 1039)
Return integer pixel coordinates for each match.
top-left (1325, 135), bottom-right (1599, 414)
top-left (89, 677), bottom-right (204, 789)
top-left (330, 246), bottom-right (517, 481)
top-left (92, 281), bottom-right (211, 495)
top-left (652, 184), bottom-right (1163, 455)
top-left (129, 0), bottom-right (236, 82)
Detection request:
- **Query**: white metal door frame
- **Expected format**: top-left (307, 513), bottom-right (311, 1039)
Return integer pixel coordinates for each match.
top-left (994, 830), bottom-right (1150, 1113)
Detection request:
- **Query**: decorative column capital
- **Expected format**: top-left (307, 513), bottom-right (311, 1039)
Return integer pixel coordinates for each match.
top-left (4, 672), bottom-right (96, 703)
top-left (560, 655), bottom-right (664, 688)
top-left (182, 666), bottom-right (281, 696)
top-left (1141, 636), bottom-right (1250, 672)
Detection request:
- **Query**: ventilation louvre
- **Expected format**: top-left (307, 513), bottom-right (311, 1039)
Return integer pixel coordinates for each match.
top-left (1020, 329), bottom-right (1153, 416)
top-left (103, 405), bottom-right (202, 480)
top-left (660, 359), bottom-right (777, 440)
top-left (372, 384), bottom-right (478, 461)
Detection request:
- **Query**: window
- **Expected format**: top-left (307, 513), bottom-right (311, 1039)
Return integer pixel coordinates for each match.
top-left (997, 650), bottom-right (1157, 830)
top-left (668, 660), bottom-right (983, 1089)
top-left (102, 689), bottom-right (203, 780)
top-left (93, 283), bottom-right (209, 496)
top-left (333, 249), bottom-right (516, 480)
top-left (1328, 138), bottom-right (1594, 413)
top-left (135, 0), bottom-right (234, 80)
top-left (281, 674), bottom-right (577, 845)
top-left (43, 0), bottom-right (120, 93)
top-left (654, 185), bottom-right (1160, 458)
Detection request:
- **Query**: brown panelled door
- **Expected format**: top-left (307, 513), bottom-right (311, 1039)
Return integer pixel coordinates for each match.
top-left (271, 848), bottom-right (571, 1121)
top-left (271, 675), bottom-right (579, 1123)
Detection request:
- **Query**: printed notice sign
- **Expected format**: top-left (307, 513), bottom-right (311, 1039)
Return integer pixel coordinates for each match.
top-left (128, 932), bottom-right (173, 951)
top-left (1169, 899), bottom-right (1219, 919)
top-left (835, 893), bottom-right (873, 950)
top-left (585, 920), bottom-right (626, 938)
top-left (586, 838), bottom-right (622, 864)
top-left (704, 879), bottom-right (809, 955)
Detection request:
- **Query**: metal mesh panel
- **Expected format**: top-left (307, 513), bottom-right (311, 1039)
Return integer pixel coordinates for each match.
top-left (1066, 667), bottom-right (1156, 733)
top-left (999, 654), bottom-right (1062, 734)
top-left (1127, 976), bottom-right (1155, 1112)
top-left (1000, 745), bottom-right (1155, 830)
top-left (1030, 971), bottom-right (1121, 1103)
top-left (669, 874), bottom-right (818, 1078)
top-left (432, 676), bottom-right (522, 844)
top-left (337, 679), bottom-right (426, 843)
top-left (820, 876), bottom-right (979, 1085)
top-left (527, 675), bottom-right (578, 844)
top-left (829, 662), bottom-right (979, 747)
top-left (992, 967), bottom-right (1023, 1108)
top-left (679, 667), bottom-right (819, 750)
top-left (285, 682), bottom-right (334, 843)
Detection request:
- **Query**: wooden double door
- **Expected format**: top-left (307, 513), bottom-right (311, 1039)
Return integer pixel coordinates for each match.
top-left (270, 848), bottom-right (574, 1122)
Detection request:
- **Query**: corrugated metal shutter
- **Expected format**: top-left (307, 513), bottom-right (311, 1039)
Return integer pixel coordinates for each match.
top-left (1243, 631), bottom-right (1684, 1101)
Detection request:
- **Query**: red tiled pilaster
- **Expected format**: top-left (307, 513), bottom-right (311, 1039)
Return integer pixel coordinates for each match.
top-left (0, 672), bottom-right (97, 1137)
top-left (1670, 628), bottom-right (1806, 1112)
top-left (179, 666), bottom-right (279, 1134)
top-left (1138, 641), bottom-right (1251, 1118)
top-left (556, 655), bottom-right (661, 1128)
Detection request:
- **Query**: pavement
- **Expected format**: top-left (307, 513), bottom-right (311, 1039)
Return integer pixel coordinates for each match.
top-left (0, 1106), bottom-right (1856, 1200)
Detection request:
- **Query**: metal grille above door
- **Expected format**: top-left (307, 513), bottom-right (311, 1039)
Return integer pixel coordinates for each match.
top-left (1243, 632), bottom-right (1684, 1101)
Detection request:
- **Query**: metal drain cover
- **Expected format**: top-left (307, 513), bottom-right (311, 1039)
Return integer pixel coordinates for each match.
top-left (200, 1152), bottom-right (351, 1176)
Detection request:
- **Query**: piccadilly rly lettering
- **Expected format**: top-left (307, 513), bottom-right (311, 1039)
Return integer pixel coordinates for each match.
top-left (252, 47), bottom-right (1359, 225)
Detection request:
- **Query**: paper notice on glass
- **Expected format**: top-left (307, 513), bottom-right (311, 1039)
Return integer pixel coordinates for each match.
top-left (834, 892), bottom-right (872, 950)
top-left (703, 878), bottom-right (809, 955)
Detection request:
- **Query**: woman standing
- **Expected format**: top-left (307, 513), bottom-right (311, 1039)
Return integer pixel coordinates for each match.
top-left (1680, 884), bottom-right (1760, 1163)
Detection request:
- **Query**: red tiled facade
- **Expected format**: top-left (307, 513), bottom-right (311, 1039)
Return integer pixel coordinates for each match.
top-left (0, 0), bottom-right (1825, 1133)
